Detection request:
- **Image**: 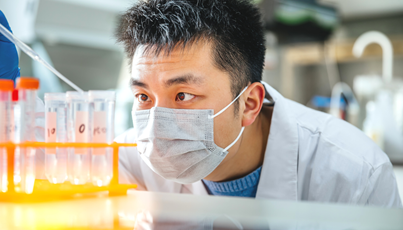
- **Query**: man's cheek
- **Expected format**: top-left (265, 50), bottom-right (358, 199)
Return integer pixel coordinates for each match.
top-left (213, 116), bottom-right (234, 147)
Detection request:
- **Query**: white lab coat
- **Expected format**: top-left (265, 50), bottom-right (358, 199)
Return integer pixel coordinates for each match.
top-left (116, 81), bottom-right (402, 208)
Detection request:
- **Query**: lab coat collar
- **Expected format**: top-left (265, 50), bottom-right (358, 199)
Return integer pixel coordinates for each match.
top-left (255, 81), bottom-right (298, 201)
top-left (184, 181), bottom-right (209, 195)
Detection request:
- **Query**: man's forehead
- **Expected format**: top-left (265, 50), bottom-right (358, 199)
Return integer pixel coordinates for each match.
top-left (129, 41), bottom-right (232, 90)
top-left (132, 41), bottom-right (212, 66)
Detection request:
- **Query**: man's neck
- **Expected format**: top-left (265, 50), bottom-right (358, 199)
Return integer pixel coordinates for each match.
top-left (206, 105), bottom-right (273, 182)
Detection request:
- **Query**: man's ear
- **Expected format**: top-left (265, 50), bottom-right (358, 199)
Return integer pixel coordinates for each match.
top-left (241, 82), bottom-right (265, 127)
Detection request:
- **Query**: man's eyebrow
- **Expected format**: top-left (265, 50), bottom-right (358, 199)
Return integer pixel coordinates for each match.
top-left (164, 74), bottom-right (204, 88)
top-left (130, 79), bottom-right (148, 89)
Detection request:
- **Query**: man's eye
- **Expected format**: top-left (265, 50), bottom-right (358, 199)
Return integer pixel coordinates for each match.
top-left (176, 92), bottom-right (195, 101)
top-left (137, 94), bottom-right (150, 103)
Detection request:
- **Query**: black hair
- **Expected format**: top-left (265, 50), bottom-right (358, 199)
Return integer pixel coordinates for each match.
top-left (117, 0), bottom-right (265, 104)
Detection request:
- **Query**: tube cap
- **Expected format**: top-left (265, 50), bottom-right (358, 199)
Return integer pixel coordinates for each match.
top-left (16, 77), bottom-right (40, 90)
top-left (0, 79), bottom-right (14, 91)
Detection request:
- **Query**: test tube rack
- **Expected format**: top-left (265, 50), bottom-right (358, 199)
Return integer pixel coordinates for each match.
top-left (0, 141), bottom-right (137, 202)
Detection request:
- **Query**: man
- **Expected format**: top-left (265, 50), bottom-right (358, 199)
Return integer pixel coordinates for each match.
top-left (114, 0), bottom-right (401, 207)
top-left (0, 1), bottom-right (401, 207)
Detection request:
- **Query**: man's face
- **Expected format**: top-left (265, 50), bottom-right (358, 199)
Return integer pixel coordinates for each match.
top-left (131, 41), bottom-right (244, 158)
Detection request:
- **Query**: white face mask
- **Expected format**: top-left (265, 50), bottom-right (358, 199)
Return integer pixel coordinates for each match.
top-left (132, 87), bottom-right (248, 184)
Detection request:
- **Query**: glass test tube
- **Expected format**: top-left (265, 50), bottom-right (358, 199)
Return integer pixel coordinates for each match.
top-left (66, 91), bottom-right (90, 185)
top-left (15, 77), bottom-right (39, 194)
top-left (0, 80), bottom-right (14, 192)
top-left (44, 93), bottom-right (68, 184)
top-left (89, 91), bottom-right (115, 187)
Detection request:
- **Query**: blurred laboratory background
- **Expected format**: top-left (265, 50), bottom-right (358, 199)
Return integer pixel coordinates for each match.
top-left (1, 0), bottom-right (403, 197)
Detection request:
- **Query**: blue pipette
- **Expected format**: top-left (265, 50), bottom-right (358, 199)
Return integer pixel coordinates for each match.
top-left (0, 23), bottom-right (83, 93)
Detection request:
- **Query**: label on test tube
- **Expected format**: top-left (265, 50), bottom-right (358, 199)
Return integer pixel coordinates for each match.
top-left (45, 112), bottom-right (57, 154)
top-left (93, 111), bottom-right (107, 155)
top-left (9, 105), bottom-right (18, 142)
top-left (0, 103), bottom-right (5, 142)
top-left (9, 111), bottom-right (14, 142)
top-left (75, 111), bottom-right (89, 154)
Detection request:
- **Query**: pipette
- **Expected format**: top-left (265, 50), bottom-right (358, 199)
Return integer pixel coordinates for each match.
top-left (0, 24), bottom-right (83, 93)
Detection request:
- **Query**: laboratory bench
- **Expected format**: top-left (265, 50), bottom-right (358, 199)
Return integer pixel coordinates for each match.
top-left (0, 189), bottom-right (402, 230)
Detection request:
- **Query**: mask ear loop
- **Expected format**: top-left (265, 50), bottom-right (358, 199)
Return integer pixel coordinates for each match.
top-left (223, 127), bottom-right (245, 152)
top-left (208, 86), bottom-right (249, 119)
top-left (208, 86), bottom-right (248, 152)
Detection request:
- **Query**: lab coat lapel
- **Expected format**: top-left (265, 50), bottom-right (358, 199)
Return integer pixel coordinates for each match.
top-left (256, 82), bottom-right (298, 201)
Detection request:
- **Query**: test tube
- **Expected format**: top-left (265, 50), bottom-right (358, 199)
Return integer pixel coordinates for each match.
top-left (10, 89), bottom-right (22, 191)
top-left (15, 77), bottom-right (39, 194)
top-left (44, 93), bottom-right (68, 184)
top-left (0, 80), bottom-right (14, 192)
top-left (89, 91), bottom-right (115, 187)
top-left (66, 91), bottom-right (90, 185)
